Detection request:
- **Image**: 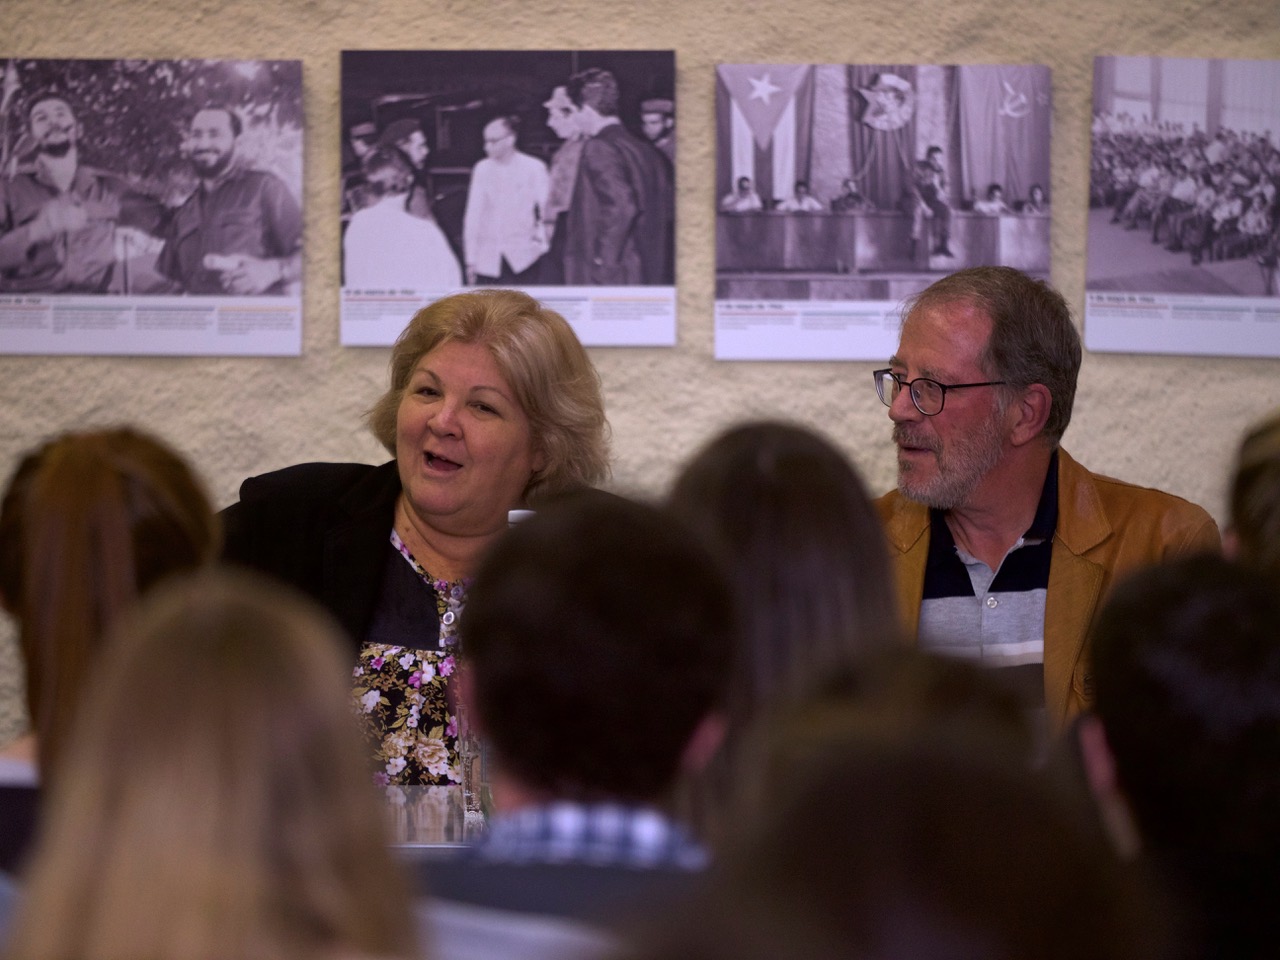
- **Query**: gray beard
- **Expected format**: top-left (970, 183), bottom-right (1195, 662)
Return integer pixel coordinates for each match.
top-left (894, 419), bottom-right (1004, 511)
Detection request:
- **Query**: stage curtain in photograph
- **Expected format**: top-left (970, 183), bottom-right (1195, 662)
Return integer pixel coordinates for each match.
top-left (717, 65), bottom-right (815, 206)
top-left (845, 64), bottom-right (916, 212)
top-left (956, 65), bottom-right (1051, 210)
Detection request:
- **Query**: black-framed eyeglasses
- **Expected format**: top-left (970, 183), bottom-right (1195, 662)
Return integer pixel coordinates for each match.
top-left (873, 368), bottom-right (1006, 416)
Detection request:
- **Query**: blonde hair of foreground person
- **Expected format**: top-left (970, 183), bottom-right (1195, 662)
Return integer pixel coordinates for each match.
top-left (0, 427), bottom-right (219, 782)
top-left (6, 569), bottom-right (419, 960)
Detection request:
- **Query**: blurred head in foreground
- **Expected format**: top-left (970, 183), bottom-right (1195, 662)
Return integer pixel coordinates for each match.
top-left (667, 422), bottom-right (900, 822)
top-left (0, 427), bottom-right (218, 780)
top-left (461, 491), bottom-right (734, 805)
top-left (1082, 554), bottom-right (1280, 960)
top-left (640, 653), bottom-right (1167, 960)
top-left (6, 570), bottom-right (417, 960)
top-left (668, 421), bottom-right (899, 727)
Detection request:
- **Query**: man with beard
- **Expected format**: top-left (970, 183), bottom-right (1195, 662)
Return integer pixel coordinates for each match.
top-left (0, 92), bottom-right (162, 293)
top-left (158, 106), bottom-right (301, 295)
top-left (872, 267), bottom-right (1218, 737)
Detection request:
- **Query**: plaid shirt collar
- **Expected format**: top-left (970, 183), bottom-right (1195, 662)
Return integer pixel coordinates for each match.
top-left (476, 801), bottom-right (708, 871)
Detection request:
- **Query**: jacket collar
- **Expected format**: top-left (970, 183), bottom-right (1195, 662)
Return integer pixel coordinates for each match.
top-left (1052, 449), bottom-right (1112, 556)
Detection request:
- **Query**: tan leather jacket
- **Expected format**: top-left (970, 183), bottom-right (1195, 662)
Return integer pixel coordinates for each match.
top-left (876, 449), bottom-right (1221, 733)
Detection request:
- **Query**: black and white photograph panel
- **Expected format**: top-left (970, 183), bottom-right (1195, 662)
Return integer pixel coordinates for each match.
top-left (340, 50), bottom-right (675, 291)
top-left (1087, 56), bottom-right (1280, 299)
top-left (0, 58), bottom-right (303, 297)
top-left (714, 62), bottom-right (1052, 305)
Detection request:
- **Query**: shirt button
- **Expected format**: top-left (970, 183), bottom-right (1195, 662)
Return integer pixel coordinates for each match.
top-left (442, 611), bottom-right (456, 625)
top-left (985, 596), bottom-right (998, 609)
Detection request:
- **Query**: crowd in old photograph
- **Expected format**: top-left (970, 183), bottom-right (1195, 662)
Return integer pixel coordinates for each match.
top-left (1091, 113), bottom-right (1279, 270)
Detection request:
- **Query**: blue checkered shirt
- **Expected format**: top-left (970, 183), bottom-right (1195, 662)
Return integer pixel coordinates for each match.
top-left (475, 802), bottom-right (708, 871)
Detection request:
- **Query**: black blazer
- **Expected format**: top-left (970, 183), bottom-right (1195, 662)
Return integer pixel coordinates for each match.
top-left (0, 784), bottom-right (40, 875)
top-left (220, 461), bottom-right (402, 647)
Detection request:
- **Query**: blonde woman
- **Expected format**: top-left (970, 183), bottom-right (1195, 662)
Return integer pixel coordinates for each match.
top-left (6, 570), bottom-right (421, 960)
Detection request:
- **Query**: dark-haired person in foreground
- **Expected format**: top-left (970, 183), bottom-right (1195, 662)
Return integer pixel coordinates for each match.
top-left (417, 493), bottom-right (733, 960)
top-left (1078, 555), bottom-right (1280, 960)
top-left (637, 652), bottom-right (1168, 960)
top-left (874, 266), bottom-right (1218, 738)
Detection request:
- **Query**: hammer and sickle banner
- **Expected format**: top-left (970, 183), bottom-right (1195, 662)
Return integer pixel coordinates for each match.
top-left (716, 64), bottom-right (815, 206)
top-left (957, 64), bottom-right (1052, 208)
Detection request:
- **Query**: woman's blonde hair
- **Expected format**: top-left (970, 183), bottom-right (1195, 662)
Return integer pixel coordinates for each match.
top-left (7, 569), bottom-right (418, 960)
top-left (367, 288), bottom-right (610, 503)
top-left (0, 427), bottom-right (219, 781)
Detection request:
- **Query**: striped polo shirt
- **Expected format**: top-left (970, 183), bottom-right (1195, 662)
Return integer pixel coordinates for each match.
top-left (917, 453), bottom-right (1058, 710)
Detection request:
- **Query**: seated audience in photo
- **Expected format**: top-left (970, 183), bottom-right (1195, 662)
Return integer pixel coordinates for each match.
top-left (638, 653), bottom-right (1167, 960)
top-left (776, 180), bottom-right (824, 212)
top-left (417, 492), bottom-right (734, 960)
top-left (1149, 163), bottom-right (1196, 243)
top-left (973, 182), bottom-right (1012, 215)
top-left (719, 176), bottom-right (763, 213)
top-left (1118, 158), bottom-right (1169, 229)
top-left (1223, 191), bottom-right (1273, 259)
top-left (1089, 118), bottom-right (1280, 270)
top-left (1191, 181), bottom-right (1245, 265)
top-left (0, 428), bottom-right (218, 875)
top-left (343, 145), bottom-right (463, 290)
top-left (1226, 407), bottom-right (1280, 585)
top-left (1077, 555), bottom-right (1280, 960)
top-left (666, 422), bottom-right (900, 835)
top-left (1021, 182), bottom-right (1049, 215)
top-left (830, 177), bottom-right (874, 213)
top-left (5, 570), bottom-right (419, 960)
top-left (1164, 169), bottom-right (1216, 253)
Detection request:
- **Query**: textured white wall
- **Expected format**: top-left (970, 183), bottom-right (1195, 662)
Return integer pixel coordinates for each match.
top-left (1, 0), bottom-right (1278, 738)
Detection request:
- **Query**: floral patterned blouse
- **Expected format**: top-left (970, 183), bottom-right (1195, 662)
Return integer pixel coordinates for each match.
top-left (352, 530), bottom-right (469, 786)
